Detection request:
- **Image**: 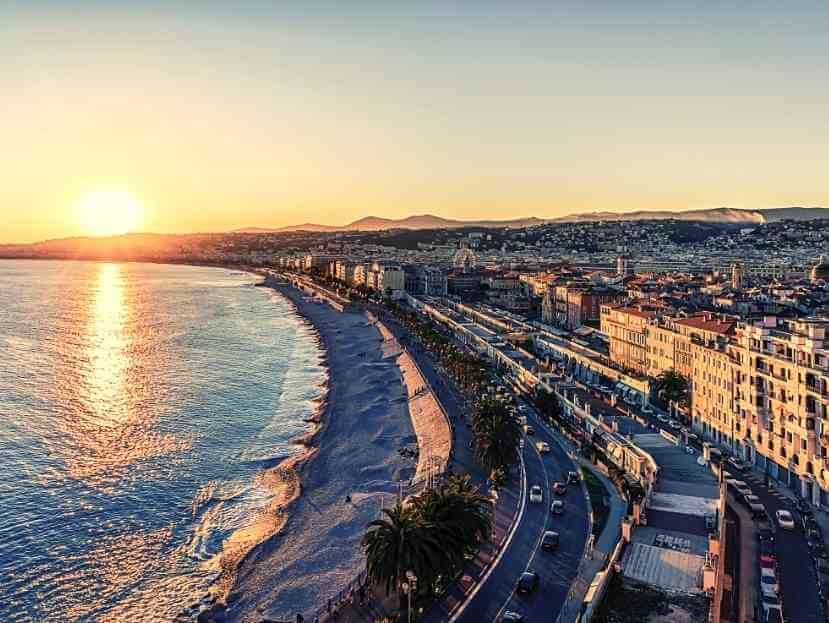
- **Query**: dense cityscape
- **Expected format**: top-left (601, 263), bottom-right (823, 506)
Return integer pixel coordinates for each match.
top-left (8, 211), bottom-right (827, 622)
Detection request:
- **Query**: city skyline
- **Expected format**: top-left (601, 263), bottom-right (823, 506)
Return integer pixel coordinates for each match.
top-left (5, 2), bottom-right (829, 242)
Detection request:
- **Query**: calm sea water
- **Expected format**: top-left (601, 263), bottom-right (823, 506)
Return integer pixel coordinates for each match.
top-left (0, 260), bottom-right (325, 622)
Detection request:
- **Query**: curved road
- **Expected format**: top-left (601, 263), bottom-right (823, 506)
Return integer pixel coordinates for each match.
top-left (455, 410), bottom-right (590, 623)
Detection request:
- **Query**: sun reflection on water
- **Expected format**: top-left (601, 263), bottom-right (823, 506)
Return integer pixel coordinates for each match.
top-left (60, 263), bottom-right (188, 488)
top-left (87, 263), bottom-right (129, 425)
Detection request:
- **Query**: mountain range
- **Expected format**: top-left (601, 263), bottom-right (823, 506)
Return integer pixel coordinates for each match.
top-left (235, 206), bottom-right (829, 233)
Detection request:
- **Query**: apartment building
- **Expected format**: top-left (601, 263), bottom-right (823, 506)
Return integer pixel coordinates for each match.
top-left (647, 314), bottom-right (737, 379)
top-left (600, 304), bottom-right (661, 375)
top-left (376, 264), bottom-right (405, 293)
top-left (544, 285), bottom-right (621, 329)
top-left (727, 317), bottom-right (829, 504)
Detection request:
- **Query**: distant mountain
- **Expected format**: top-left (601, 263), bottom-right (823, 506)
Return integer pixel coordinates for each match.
top-left (238, 214), bottom-right (545, 233)
top-left (234, 206), bottom-right (829, 233)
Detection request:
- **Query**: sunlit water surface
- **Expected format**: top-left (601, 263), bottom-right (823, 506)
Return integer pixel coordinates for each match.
top-left (0, 261), bottom-right (324, 622)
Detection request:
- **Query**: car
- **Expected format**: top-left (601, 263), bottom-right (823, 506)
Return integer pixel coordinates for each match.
top-left (760, 555), bottom-right (775, 570)
top-left (529, 485), bottom-right (543, 503)
top-left (761, 594), bottom-right (784, 623)
top-left (776, 509), bottom-right (796, 530)
top-left (685, 445), bottom-right (695, 455)
top-left (541, 531), bottom-right (560, 550)
top-left (536, 441), bottom-right (550, 453)
top-left (669, 420), bottom-right (682, 430)
top-left (642, 405), bottom-right (653, 414)
top-left (567, 471), bottom-right (580, 485)
top-left (552, 482), bottom-right (567, 496)
top-left (525, 425), bottom-right (535, 436)
top-left (686, 432), bottom-right (699, 442)
top-left (728, 457), bottom-right (747, 472)
top-left (500, 612), bottom-right (524, 623)
top-left (758, 527), bottom-right (775, 542)
top-left (517, 571), bottom-right (540, 593)
top-left (551, 500), bottom-right (564, 515)
top-left (744, 493), bottom-right (763, 506)
top-left (759, 539), bottom-right (776, 561)
top-left (748, 500), bottom-right (768, 519)
top-left (760, 567), bottom-right (779, 597)
top-left (657, 414), bottom-right (669, 423)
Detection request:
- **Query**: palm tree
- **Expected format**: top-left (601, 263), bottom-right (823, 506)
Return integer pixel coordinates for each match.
top-left (411, 475), bottom-right (492, 573)
top-left (655, 368), bottom-right (689, 407)
top-left (362, 503), bottom-right (445, 596)
top-left (472, 398), bottom-right (521, 474)
top-left (535, 387), bottom-right (562, 424)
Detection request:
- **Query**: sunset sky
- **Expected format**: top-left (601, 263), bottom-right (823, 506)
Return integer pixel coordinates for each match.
top-left (4, 1), bottom-right (829, 243)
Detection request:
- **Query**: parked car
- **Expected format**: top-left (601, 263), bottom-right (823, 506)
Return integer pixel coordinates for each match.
top-left (760, 567), bottom-right (780, 598)
top-left (728, 457), bottom-right (747, 472)
top-left (761, 594), bottom-right (784, 623)
top-left (567, 471), bottom-right (580, 485)
top-left (536, 441), bottom-right (550, 453)
top-left (758, 527), bottom-right (775, 542)
top-left (500, 612), bottom-right (524, 623)
top-left (541, 530), bottom-right (560, 550)
top-left (551, 500), bottom-right (564, 515)
top-left (657, 414), bottom-right (669, 423)
top-left (736, 485), bottom-right (754, 499)
top-left (642, 405), bottom-right (653, 414)
top-left (759, 539), bottom-right (776, 562)
top-left (529, 485), bottom-right (543, 504)
top-left (749, 500), bottom-right (768, 519)
top-left (669, 420), bottom-right (682, 430)
top-left (552, 482), bottom-right (567, 496)
top-left (776, 509), bottom-right (796, 530)
top-left (517, 571), bottom-right (539, 593)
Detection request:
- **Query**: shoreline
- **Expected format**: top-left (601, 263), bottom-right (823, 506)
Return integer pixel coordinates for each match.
top-left (209, 277), bottom-right (417, 623)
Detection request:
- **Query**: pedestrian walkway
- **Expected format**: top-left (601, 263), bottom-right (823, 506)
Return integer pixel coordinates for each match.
top-left (322, 311), bottom-right (522, 623)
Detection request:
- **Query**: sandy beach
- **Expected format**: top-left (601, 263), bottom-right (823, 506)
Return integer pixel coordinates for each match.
top-left (223, 282), bottom-right (417, 622)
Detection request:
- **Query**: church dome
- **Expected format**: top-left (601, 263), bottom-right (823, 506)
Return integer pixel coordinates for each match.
top-left (453, 247), bottom-right (477, 272)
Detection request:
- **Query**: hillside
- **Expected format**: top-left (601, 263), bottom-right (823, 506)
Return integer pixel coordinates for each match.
top-left (242, 206), bottom-right (829, 232)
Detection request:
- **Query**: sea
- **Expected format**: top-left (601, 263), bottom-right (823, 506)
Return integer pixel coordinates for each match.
top-left (0, 260), bottom-right (326, 622)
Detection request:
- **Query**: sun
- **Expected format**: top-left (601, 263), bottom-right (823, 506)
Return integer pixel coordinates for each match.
top-left (77, 190), bottom-right (144, 237)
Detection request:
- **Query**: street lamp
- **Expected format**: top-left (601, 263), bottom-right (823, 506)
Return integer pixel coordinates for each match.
top-left (404, 571), bottom-right (418, 623)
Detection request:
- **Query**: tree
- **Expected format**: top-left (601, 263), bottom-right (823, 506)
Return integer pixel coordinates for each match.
top-left (535, 388), bottom-right (563, 424)
top-left (655, 368), bottom-right (689, 407)
top-left (472, 397), bottom-right (521, 475)
top-left (410, 475), bottom-right (492, 577)
top-left (362, 504), bottom-right (444, 597)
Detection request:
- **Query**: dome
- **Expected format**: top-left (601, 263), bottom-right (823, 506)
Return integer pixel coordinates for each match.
top-left (453, 247), bottom-right (477, 272)
top-left (811, 255), bottom-right (829, 282)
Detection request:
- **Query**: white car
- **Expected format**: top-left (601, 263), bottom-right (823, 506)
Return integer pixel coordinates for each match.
top-left (529, 485), bottom-right (543, 504)
top-left (642, 405), bottom-right (653, 414)
top-left (657, 414), bottom-right (669, 423)
top-left (551, 500), bottom-right (564, 515)
top-left (776, 509), bottom-right (796, 530)
top-left (536, 441), bottom-right (551, 453)
top-left (669, 420), bottom-right (682, 430)
top-left (760, 567), bottom-right (779, 597)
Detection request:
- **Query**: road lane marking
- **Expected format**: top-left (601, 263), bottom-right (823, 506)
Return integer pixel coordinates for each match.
top-left (448, 434), bottom-right (528, 623)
